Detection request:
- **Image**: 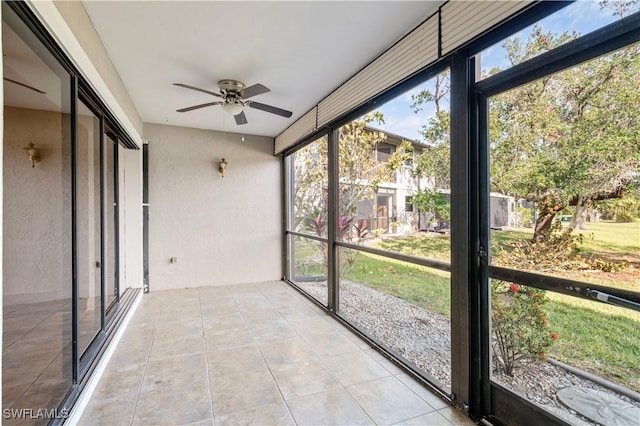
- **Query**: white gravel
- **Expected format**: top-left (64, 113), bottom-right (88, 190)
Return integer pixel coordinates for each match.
top-left (296, 279), bottom-right (640, 425)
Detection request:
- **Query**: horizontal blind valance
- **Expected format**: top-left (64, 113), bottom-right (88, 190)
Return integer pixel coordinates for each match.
top-left (274, 107), bottom-right (317, 154)
top-left (317, 15), bottom-right (438, 129)
top-left (441, 0), bottom-right (531, 55)
top-left (275, 1), bottom-right (532, 155)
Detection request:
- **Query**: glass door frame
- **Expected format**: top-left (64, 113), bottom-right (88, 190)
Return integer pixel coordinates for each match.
top-left (75, 90), bottom-right (122, 377)
top-left (472, 12), bottom-right (640, 425)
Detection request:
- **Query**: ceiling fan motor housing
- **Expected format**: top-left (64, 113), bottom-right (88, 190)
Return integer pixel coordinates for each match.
top-left (218, 79), bottom-right (246, 95)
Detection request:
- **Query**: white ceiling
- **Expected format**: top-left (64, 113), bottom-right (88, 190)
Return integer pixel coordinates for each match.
top-left (82, 1), bottom-right (443, 138)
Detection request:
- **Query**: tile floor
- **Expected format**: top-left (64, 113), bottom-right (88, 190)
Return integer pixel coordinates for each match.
top-left (78, 281), bottom-right (474, 425)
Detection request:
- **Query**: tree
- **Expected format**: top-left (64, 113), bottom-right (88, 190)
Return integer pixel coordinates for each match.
top-left (337, 112), bottom-right (398, 221)
top-left (292, 112), bottom-right (408, 277)
top-left (490, 20), bottom-right (640, 241)
top-left (412, 189), bottom-right (450, 228)
top-left (411, 71), bottom-right (451, 190)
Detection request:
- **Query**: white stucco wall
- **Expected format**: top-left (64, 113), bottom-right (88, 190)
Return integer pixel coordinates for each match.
top-left (145, 123), bottom-right (282, 290)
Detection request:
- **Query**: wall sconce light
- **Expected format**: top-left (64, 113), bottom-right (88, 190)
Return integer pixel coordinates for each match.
top-left (23, 143), bottom-right (40, 168)
top-left (218, 158), bottom-right (228, 177)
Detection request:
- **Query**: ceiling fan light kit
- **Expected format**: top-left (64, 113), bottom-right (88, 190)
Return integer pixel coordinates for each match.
top-left (174, 79), bottom-right (292, 126)
top-left (223, 99), bottom-right (244, 116)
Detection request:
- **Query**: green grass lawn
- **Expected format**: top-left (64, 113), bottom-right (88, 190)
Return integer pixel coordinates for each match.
top-left (343, 253), bottom-right (451, 316)
top-left (366, 220), bottom-right (640, 391)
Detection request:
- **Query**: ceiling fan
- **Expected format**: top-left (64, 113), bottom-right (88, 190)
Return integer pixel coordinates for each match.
top-left (173, 79), bottom-right (292, 125)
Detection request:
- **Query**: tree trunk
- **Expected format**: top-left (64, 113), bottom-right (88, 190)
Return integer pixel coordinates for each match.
top-left (533, 194), bottom-right (564, 242)
top-left (569, 195), bottom-right (588, 231)
top-left (533, 212), bottom-right (556, 242)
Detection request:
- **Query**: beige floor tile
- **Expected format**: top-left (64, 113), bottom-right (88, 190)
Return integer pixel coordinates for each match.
top-left (226, 284), bottom-right (261, 294)
top-left (277, 305), bottom-right (323, 321)
top-left (149, 335), bottom-right (205, 360)
top-left (200, 303), bottom-right (238, 318)
top-left (204, 325), bottom-right (254, 350)
top-left (437, 406), bottom-right (475, 425)
top-left (250, 321), bottom-right (300, 344)
top-left (209, 369), bottom-right (283, 416)
top-left (71, 283), bottom-right (471, 426)
top-left (364, 349), bottom-right (406, 375)
top-left (287, 316), bottom-right (339, 334)
top-left (258, 338), bottom-right (318, 367)
top-left (394, 410), bottom-right (453, 425)
top-left (320, 350), bottom-right (392, 386)
top-left (79, 396), bottom-right (137, 425)
top-left (207, 344), bottom-right (268, 377)
top-left (132, 383), bottom-right (213, 425)
top-left (304, 331), bottom-right (362, 355)
top-left (287, 387), bottom-right (374, 425)
top-left (197, 286), bottom-right (231, 297)
top-left (396, 373), bottom-right (450, 411)
top-left (119, 323), bottom-right (157, 344)
top-left (347, 376), bottom-right (435, 425)
top-left (141, 353), bottom-right (207, 392)
top-left (155, 317), bottom-right (204, 338)
top-left (215, 401), bottom-right (295, 426)
top-left (109, 337), bottom-right (153, 367)
top-left (92, 362), bottom-right (146, 400)
top-left (244, 316), bottom-right (291, 332)
top-left (199, 294), bottom-right (236, 306)
top-left (270, 359), bottom-right (341, 400)
top-left (202, 312), bottom-right (246, 332)
top-left (157, 306), bottom-right (202, 323)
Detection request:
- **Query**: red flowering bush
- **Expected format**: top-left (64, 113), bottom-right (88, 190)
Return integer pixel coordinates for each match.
top-left (491, 280), bottom-right (558, 376)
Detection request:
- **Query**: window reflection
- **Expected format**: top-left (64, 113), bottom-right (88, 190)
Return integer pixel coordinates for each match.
top-left (2, 4), bottom-right (73, 416)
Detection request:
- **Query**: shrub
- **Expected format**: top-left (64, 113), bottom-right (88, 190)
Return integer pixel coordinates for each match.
top-left (491, 280), bottom-right (557, 376)
top-left (615, 212), bottom-right (635, 223)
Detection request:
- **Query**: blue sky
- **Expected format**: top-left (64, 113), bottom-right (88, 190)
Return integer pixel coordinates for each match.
top-left (372, 0), bottom-right (622, 140)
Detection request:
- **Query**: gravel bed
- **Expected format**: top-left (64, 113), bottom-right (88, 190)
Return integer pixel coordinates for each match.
top-left (297, 279), bottom-right (640, 425)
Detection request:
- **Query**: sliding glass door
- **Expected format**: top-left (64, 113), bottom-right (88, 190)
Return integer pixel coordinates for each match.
top-left (76, 99), bottom-right (103, 357)
top-left (2, 2), bottom-right (133, 420)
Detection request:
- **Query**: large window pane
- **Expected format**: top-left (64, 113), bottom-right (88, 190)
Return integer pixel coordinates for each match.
top-left (289, 235), bottom-right (328, 306)
top-left (488, 41), bottom-right (640, 291)
top-left (2, 4), bottom-right (73, 418)
top-left (289, 136), bottom-right (328, 237)
top-left (337, 71), bottom-right (451, 264)
top-left (486, 35), bottom-right (640, 425)
top-left (337, 247), bottom-right (451, 391)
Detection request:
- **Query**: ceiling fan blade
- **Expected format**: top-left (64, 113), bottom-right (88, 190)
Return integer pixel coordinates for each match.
top-left (248, 101), bottom-right (292, 118)
top-left (176, 101), bottom-right (222, 112)
top-left (240, 83), bottom-right (270, 99)
top-left (234, 111), bottom-right (248, 125)
top-left (3, 77), bottom-right (46, 94)
top-left (173, 83), bottom-right (222, 98)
